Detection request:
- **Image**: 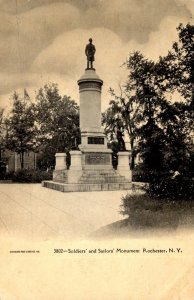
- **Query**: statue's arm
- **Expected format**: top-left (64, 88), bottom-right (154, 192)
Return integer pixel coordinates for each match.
top-left (85, 45), bottom-right (88, 56)
top-left (93, 45), bottom-right (96, 54)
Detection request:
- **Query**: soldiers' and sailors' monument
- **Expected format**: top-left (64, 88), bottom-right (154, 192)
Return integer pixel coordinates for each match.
top-left (43, 39), bottom-right (132, 192)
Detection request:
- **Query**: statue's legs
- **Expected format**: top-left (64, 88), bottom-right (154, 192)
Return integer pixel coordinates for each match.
top-left (87, 60), bottom-right (94, 69)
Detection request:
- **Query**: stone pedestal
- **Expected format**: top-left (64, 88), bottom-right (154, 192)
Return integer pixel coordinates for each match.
top-left (117, 151), bottom-right (132, 181)
top-left (67, 150), bottom-right (82, 184)
top-left (55, 153), bottom-right (66, 170)
top-left (70, 150), bottom-right (82, 170)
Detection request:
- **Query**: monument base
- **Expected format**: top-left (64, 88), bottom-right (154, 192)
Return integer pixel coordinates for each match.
top-left (43, 149), bottom-right (132, 193)
top-left (43, 167), bottom-right (132, 193)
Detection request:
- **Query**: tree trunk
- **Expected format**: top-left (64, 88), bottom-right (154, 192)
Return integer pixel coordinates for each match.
top-left (20, 152), bottom-right (24, 169)
top-left (130, 138), bottom-right (135, 170)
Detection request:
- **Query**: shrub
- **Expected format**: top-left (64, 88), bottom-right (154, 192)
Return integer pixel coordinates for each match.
top-left (132, 164), bottom-right (160, 182)
top-left (120, 174), bottom-right (194, 227)
top-left (120, 193), bottom-right (153, 216)
top-left (119, 192), bottom-right (191, 228)
top-left (11, 169), bottom-right (53, 183)
top-left (147, 174), bottom-right (194, 201)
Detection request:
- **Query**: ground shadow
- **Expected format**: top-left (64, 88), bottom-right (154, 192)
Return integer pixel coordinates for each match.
top-left (90, 200), bottom-right (194, 239)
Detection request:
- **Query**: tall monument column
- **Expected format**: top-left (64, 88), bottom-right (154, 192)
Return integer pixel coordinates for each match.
top-left (78, 70), bottom-right (108, 144)
top-left (77, 39), bottom-right (112, 170)
top-left (78, 69), bottom-right (102, 134)
top-left (77, 68), bottom-right (112, 169)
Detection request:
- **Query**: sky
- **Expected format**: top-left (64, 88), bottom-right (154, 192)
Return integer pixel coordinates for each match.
top-left (0, 0), bottom-right (193, 112)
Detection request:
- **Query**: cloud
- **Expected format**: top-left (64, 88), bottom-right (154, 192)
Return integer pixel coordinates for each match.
top-left (0, 71), bottom-right (40, 95)
top-left (0, 0), bottom-right (98, 14)
top-left (31, 14), bottom-right (190, 109)
top-left (0, 70), bottom-right (79, 113)
top-left (31, 28), bottom-right (130, 108)
top-left (175, 0), bottom-right (194, 17)
top-left (91, 0), bottom-right (191, 41)
top-left (0, 3), bottom-right (80, 72)
top-left (0, 0), bottom-right (193, 109)
top-left (127, 15), bottom-right (190, 61)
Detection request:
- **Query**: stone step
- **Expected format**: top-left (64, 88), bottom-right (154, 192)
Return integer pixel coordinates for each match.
top-left (81, 175), bottom-right (119, 179)
top-left (79, 172), bottom-right (129, 183)
top-left (79, 174), bottom-right (128, 180)
top-left (79, 169), bottom-right (130, 184)
top-left (81, 173), bottom-right (120, 178)
top-left (42, 181), bottom-right (132, 192)
top-left (83, 171), bottom-right (125, 175)
top-left (79, 179), bottom-right (128, 184)
top-left (80, 175), bottom-right (125, 180)
top-left (82, 171), bottom-right (117, 175)
top-left (52, 169), bottom-right (130, 184)
top-left (53, 170), bottom-right (68, 183)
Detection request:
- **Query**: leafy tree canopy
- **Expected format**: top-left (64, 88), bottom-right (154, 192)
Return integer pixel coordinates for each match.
top-left (35, 83), bottom-right (80, 169)
top-left (5, 91), bottom-right (36, 169)
top-left (103, 23), bottom-right (194, 176)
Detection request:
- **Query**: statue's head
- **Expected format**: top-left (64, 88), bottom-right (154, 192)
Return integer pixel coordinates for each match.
top-left (89, 38), bottom-right (92, 43)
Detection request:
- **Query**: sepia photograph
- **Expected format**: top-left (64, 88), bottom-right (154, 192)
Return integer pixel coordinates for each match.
top-left (0, 0), bottom-right (194, 299)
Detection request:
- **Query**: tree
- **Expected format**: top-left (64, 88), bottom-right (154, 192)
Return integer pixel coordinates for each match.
top-left (35, 83), bottom-right (80, 169)
top-left (103, 52), bottom-right (170, 171)
top-left (0, 108), bottom-right (8, 176)
top-left (155, 24), bottom-right (194, 131)
top-left (156, 24), bottom-right (194, 172)
top-left (164, 24), bottom-right (194, 104)
top-left (5, 92), bottom-right (36, 169)
top-left (102, 87), bottom-right (140, 169)
top-left (0, 108), bottom-right (5, 160)
top-left (103, 24), bottom-right (194, 177)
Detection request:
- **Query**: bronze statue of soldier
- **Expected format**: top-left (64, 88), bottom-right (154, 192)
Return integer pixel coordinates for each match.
top-left (85, 38), bottom-right (96, 69)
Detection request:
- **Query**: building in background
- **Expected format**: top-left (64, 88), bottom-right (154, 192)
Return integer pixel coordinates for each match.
top-left (1, 150), bottom-right (37, 173)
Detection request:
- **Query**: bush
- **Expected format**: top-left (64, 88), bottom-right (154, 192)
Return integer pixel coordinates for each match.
top-left (120, 173), bottom-right (194, 227)
top-left (132, 165), bottom-right (194, 201)
top-left (0, 163), bottom-right (6, 179)
top-left (147, 174), bottom-right (194, 201)
top-left (120, 193), bottom-right (156, 216)
top-left (11, 169), bottom-right (53, 183)
top-left (132, 164), bottom-right (160, 182)
top-left (119, 191), bottom-right (194, 229)
top-left (1, 171), bottom-right (14, 180)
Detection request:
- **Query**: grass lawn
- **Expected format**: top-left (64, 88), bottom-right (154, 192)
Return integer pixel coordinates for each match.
top-left (92, 192), bottom-right (194, 238)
